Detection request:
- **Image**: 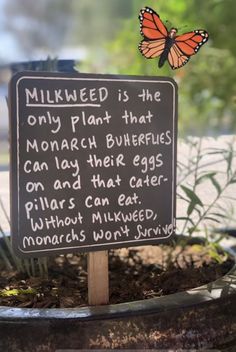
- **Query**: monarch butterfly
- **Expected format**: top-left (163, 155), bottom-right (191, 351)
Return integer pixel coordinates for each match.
top-left (139, 7), bottom-right (209, 70)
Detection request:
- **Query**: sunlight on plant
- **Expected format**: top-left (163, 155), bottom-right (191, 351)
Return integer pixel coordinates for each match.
top-left (0, 288), bottom-right (37, 297)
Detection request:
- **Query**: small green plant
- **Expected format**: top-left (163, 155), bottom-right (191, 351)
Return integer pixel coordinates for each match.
top-left (177, 136), bottom-right (236, 238)
top-left (0, 287), bottom-right (37, 297)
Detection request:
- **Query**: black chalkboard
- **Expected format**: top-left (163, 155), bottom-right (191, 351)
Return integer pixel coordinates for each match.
top-left (9, 72), bottom-right (178, 257)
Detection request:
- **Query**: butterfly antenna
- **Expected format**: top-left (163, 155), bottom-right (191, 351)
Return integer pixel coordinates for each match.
top-left (178, 25), bottom-right (189, 31)
top-left (165, 20), bottom-right (173, 28)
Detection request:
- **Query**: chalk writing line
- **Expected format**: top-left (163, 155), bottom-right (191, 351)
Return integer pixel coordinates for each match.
top-left (26, 103), bottom-right (101, 108)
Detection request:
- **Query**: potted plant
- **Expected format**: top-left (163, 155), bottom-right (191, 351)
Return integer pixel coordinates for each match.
top-left (0, 136), bottom-right (235, 351)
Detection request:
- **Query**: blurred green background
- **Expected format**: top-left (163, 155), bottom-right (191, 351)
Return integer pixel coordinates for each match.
top-left (0, 0), bottom-right (235, 146)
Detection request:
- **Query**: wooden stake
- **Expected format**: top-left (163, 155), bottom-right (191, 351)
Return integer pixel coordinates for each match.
top-left (88, 250), bottom-right (109, 305)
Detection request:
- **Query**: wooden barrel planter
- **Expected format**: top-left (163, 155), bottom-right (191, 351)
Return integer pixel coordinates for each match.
top-left (0, 240), bottom-right (235, 352)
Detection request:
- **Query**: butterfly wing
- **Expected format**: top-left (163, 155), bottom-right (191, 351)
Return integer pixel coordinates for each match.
top-left (168, 45), bottom-right (190, 70)
top-left (139, 7), bottom-right (167, 59)
top-left (139, 39), bottom-right (166, 59)
top-left (139, 7), bottom-right (168, 39)
top-left (168, 30), bottom-right (209, 69)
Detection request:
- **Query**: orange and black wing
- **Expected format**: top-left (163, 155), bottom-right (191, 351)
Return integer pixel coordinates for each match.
top-left (139, 7), bottom-right (167, 59)
top-left (168, 30), bottom-right (209, 70)
top-left (139, 7), bottom-right (168, 40)
top-left (139, 39), bottom-right (166, 59)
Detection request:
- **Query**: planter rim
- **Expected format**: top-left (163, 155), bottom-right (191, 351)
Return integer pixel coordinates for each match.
top-left (0, 237), bottom-right (236, 322)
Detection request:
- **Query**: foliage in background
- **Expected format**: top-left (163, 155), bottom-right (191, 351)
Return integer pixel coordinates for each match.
top-left (177, 137), bottom-right (236, 236)
top-left (81, 0), bottom-right (236, 136)
top-left (3, 0), bottom-right (236, 135)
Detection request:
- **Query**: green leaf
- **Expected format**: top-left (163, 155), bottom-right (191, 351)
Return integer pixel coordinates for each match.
top-left (204, 216), bottom-right (221, 223)
top-left (180, 185), bottom-right (203, 216)
top-left (196, 173), bottom-right (221, 195)
top-left (209, 212), bottom-right (227, 219)
top-left (208, 248), bottom-right (223, 264)
top-left (196, 172), bottom-right (217, 186)
top-left (0, 288), bottom-right (37, 297)
top-left (180, 185), bottom-right (203, 206)
top-left (210, 176), bottom-right (221, 195)
top-left (225, 146), bottom-right (233, 178)
top-left (187, 201), bottom-right (196, 216)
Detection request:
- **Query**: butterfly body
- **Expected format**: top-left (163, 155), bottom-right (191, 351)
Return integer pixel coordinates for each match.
top-left (139, 7), bottom-right (209, 70)
top-left (158, 29), bottom-right (177, 68)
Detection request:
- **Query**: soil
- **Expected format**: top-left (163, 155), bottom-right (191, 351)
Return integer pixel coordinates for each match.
top-left (0, 241), bottom-right (234, 308)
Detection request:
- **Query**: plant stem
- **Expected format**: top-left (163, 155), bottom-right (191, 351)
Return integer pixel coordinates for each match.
top-left (0, 224), bottom-right (23, 272)
top-left (0, 245), bottom-right (13, 271)
top-left (0, 197), bottom-right (10, 227)
top-left (181, 138), bottom-right (202, 236)
top-left (189, 171), bottom-right (236, 235)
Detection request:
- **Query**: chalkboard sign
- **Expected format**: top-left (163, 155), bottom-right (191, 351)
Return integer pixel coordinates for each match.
top-left (10, 72), bottom-right (178, 257)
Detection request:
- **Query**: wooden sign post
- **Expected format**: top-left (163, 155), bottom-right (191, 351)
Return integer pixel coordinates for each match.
top-left (9, 72), bottom-right (177, 306)
top-left (88, 251), bottom-right (109, 305)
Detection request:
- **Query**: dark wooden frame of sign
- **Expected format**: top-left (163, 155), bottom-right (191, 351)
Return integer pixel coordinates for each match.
top-left (9, 72), bottom-right (178, 258)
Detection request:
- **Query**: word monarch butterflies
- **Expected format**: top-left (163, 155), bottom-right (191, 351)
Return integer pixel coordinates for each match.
top-left (139, 7), bottom-right (209, 70)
